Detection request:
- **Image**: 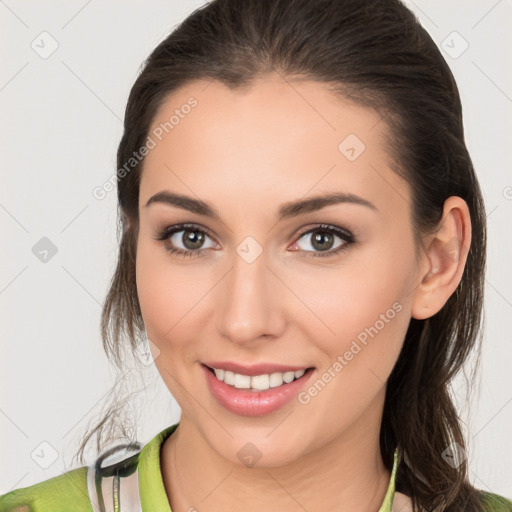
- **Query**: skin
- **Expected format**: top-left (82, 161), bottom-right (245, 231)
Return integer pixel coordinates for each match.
top-left (134, 73), bottom-right (471, 512)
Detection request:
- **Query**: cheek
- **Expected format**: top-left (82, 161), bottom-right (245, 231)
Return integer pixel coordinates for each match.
top-left (135, 237), bottom-right (193, 344)
top-left (136, 240), bottom-right (168, 338)
top-left (135, 238), bottom-right (205, 402)
top-left (289, 245), bottom-right (414, 432)
top-left (135, 233), bottom-right (220, 365)
top-left (296, 231), bottom-right (416, 371)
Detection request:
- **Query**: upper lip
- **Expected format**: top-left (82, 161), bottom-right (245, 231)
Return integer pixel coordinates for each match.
top-left (202, 361), bottom-right (313, 376)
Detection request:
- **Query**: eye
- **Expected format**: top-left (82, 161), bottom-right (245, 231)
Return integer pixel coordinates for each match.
top-left (154, 223), bottom-right (217, 258)
top-left (154, 223), bottom-right (355, 259)
top-left (291, 224), bottom-right (355, 258)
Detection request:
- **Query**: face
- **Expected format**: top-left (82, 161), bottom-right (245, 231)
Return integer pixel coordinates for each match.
top-left (136, 74), bottom-right (420, 467)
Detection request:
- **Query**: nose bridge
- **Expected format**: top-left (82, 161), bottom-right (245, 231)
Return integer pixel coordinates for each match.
top-left (216, 245), bottom-right (286, 343)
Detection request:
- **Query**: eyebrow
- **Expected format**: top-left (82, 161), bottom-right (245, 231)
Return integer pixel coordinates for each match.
top-left (144, 190), bottom-right (377, 221)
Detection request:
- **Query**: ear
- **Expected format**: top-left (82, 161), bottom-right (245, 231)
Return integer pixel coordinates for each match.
top-left (411, 196), bottom-right (472, 320)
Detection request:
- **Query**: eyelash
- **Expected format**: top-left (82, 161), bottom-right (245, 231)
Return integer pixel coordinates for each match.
top-left (153, 223), bottom-right (356, 259)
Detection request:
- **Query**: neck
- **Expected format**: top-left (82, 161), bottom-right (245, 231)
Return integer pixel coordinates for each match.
top-left (161, 391), bottom-right (391, 512)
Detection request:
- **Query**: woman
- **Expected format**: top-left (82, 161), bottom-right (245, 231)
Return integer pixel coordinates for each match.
top-left (1, 0), bottom-right (511, 511)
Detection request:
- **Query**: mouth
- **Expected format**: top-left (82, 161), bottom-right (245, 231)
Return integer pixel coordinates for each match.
top-left (202, 363), bottom-right (315, 392)
top-left (201, 362), bottom-right (316, 416)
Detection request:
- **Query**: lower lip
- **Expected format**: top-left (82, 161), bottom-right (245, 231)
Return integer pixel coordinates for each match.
top-left (201, 364), bottom-right (315, 416)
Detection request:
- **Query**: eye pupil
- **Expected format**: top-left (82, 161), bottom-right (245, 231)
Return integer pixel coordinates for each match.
top-left (312, 231), bottom-right (334, 251)
top-left (183, 230), bottom-right (205, 250)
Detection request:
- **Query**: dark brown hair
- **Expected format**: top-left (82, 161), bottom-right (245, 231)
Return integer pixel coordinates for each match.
top-left (76, 1), bottom-right (487, 510)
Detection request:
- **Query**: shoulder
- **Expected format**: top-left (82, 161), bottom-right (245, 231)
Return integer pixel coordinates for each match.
top-left (479, 490), bottom-right (512, 511)
top-left (0, 425), bottom-right (178, 512)
top-left (392, 490), bottom-right (512, 512)
top-left (0, 443), bottom-right (146, 512)
top-left (0, 467), bottom-right (92, 512)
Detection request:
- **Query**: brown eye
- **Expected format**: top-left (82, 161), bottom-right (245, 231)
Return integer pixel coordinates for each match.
top-left (294, 225), bottom-right (355, 258)
top-left (154, 224), bottom-right (217, 258)
top-left (180, 230), bottom-right (206, 250)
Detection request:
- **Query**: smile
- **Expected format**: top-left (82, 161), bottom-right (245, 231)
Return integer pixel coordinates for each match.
top-left (208, 366), bottom-right (307, 391)
top-left (201, 363), bottom-right (315, 416)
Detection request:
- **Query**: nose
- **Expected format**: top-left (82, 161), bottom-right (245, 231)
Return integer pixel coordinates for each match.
top-left (215, 252), bottom-right (287, 345)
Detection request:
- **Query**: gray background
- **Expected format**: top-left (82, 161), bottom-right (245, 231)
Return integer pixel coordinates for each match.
top-left (1, 0), bottom-right (511, 498)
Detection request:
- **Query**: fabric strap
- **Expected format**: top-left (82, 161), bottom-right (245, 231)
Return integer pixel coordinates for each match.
top-left (87, 448), bottom-right (143, 512)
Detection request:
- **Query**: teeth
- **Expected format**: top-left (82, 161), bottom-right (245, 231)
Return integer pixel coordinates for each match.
top-left (224, 370), bottom-right (235, 385)
top-left (234, 373), bottom-right (251, 389)
top-left (251, 374), bottom-right (270, 391)
top-left (282, 371), bottom-right (295, 383)
top-left (211, 367), bottom-right (308, 391)
top-left (269, 373), bottom-right (283, 388)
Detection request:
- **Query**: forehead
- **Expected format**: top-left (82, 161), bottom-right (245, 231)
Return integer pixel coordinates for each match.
top-left (140, 74), bottom-right (409, 218)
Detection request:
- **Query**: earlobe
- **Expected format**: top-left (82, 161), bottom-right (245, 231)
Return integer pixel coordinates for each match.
top-left (411, 196), bottom-right (472, 320)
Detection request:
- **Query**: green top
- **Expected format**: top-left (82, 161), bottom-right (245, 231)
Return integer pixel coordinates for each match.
top-left (1, 422), bottom-right (511, 511)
